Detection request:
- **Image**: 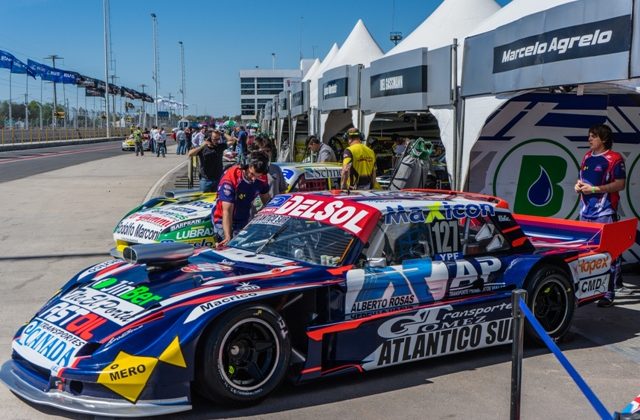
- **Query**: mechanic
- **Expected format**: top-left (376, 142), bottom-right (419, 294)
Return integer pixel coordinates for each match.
top-left (308, 135), bottom-right (337, 163)
top-left (340, 127), bottom-right (379, 190)
top-left (133, 126), bottom-right (144, 156)
top-left (188, 129), bottom-right (228, 192)
top-left (212, 151), bottom-right (271, 247)
top-left (574, 124), bottom-right (626, 307)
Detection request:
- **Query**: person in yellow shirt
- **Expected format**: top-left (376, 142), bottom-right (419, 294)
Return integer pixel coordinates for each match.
top-left (340, 127), bottom-right (378, 190)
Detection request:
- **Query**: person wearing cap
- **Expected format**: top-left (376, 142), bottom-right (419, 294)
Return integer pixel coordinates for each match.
top-left (340, 127), bottom-right (378, 190)
top-left (308, 135), bottom-right (337, 163)
top-left (188, 129), bottom-right (228, 192)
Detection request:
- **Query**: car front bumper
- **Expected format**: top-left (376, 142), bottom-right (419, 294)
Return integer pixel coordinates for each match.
top-left (0, 360), bottom-right (191, 418)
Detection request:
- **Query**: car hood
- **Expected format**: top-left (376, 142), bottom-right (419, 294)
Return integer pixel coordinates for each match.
top-left (113, 197), bottom-right (215, 244)
top-left (11, 247), bottom-right (324, 371)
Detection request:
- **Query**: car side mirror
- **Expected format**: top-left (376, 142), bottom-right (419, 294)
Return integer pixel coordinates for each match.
top-left (367, 257), bottom-right (387, 268)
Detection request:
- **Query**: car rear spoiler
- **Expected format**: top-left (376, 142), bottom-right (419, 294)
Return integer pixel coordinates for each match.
top-left (513, 214), bottom-right (637, 260)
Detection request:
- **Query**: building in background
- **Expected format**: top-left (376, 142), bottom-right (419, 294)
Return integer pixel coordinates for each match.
top-left (239, 68), bottom-right (303, 121)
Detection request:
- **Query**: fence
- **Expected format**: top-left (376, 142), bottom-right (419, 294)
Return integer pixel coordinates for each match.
top-left (0, 127), bottom-right (129, 145)
top-left (510, 290), bottom-right (620, 420)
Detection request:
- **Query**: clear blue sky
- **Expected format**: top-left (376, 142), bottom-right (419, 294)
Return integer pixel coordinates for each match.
top-left (0, 0), bottom-right (510, 119)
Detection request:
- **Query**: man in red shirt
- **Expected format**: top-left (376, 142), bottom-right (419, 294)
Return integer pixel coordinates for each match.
top-left (212, 152), bottom-right (271, 247)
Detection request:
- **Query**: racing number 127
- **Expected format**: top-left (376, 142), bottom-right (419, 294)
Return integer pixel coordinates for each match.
top-left (431, 220), bottom-right (459, 254)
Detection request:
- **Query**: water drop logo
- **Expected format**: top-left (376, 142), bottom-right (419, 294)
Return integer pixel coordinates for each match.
top-left (527, 165), bottom-right (553, 207)
top-left (514, 155), bottom-right (566, 216)
top-left (492, 139), bottom-right (580, 219)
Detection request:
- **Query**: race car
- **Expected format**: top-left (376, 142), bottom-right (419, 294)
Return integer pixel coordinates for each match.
top-left (2, 190), bottom-right (636, 417)
top-left (113, 162), bottom-right (343, 252)
top-left (121, 136), bottom-right (150, 152)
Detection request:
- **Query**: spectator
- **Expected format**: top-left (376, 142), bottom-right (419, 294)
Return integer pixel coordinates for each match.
top-left (574, 124), bottom-right (626, 307)
top-left (192, 127), bottom-right (206, 148)
top-left (212, 152), bottom-right (271, 247)
top-left (260, 140), bottom-right (287, 197)
top-left (176, 127), bottom-right (187, 155)
top-left (185, 127), bottom-right (193, 150)
top-left (392, 134), bottom-right (406, 168)
top-left (155, 127), bottom-right (167, 157)
top-left (188, 129), bottom-right (228, 192)
top-left (149, 125), bottom-right (158, 153)
top-left (340, 128), bottom-right (378, 190)
top-left (308, 135), bottom-right (337, 163)
top-left (133, 126), bottom-right (144, 157)
top-left (234, 125), bottom-right (248, 165)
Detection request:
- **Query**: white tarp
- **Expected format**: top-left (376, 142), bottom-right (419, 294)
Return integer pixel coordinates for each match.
top-left (320, 19), bottom-right (383, 140)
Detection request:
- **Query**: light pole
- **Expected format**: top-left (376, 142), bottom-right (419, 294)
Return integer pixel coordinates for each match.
top-left (45, 54), bottom-right (62, 128)
top-left (103, 0), bottom-right (111, 137)
top-left (151, 13), bottom-right (159, 127)
top-left (179, 41), bottom-right (186, 119)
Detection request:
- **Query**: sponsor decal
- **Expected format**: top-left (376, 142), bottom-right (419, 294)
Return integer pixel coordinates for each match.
top-left (362, 303), bottom-right (512, 370)
top-left (181, 263), bottom-right (233, 273)
top-left (577, 274), bottom-right (608, 297)
top-left (304, 168), bottom-right (342, 180)
top-left (175, 226), bottom-right (214, 240)
top-left (251, 214), bottom-right (290, 226)
top-left (273, 194), bottom-right (377, 240)
top-left (497, 215), bottom-right (512, 223)
top-left (370, 65), bottom-right (428, 98)
top-left (577, 255), bottom-right (611, 276)
top-left (61, 278), bottom-right (163, 326)
top-left (236, 282), bottom-right (260, 292)
top-left (323, 77), bottom-right (348, 99)
top-left (492, 139), bottom-right (581, 219)
top-left (114, 222), bottom-right (162, 241)
top-left (133, 214), bottom-right (174, 228)
top-left (265, 194), bottom-right (292, 208)
top-left (185, 293), bottom-right (258, 323)
top-left (384, 202), bottom-right (494, 225)
top-left (494, 16), bottom-right (631, 73)
top-left (170, 218), bottom-right (207, 232)
top-left (14, 319), bottom-right (86, 369)
top-left (105, 325), bottom-right (143, 347)
top-left (281, 170), bottom-right (295, 182)
top-left (39, 302), bottom-right (107, 340)
top-left (78, 259), bottom-right (122, 280)
top-left (97, 337), bottom-right (186, 402)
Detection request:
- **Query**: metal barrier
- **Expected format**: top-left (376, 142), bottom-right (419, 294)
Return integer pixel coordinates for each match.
top-left (187, 155), bottom-right (199, 189)
top-left (510, 289), bottom-right (613, 420)
top-left (0, 127), bottom-right (130, 145)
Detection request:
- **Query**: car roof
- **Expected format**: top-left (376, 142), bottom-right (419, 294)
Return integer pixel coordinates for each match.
top-left (285, 189), bottom-right (509, 214)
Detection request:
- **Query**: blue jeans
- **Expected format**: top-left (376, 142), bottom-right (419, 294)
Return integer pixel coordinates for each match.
top-left (156, 142), bottom-right (166, 157)
top-left (177, 140), bottom-right (187, 155)
top-left (200, 178), bottom-right (219, 193)
top-left (581, 213), bottom-right (622, 299)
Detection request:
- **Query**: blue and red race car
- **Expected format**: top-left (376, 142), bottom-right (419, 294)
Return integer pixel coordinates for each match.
top-left (1, 190), bottom-right (636, 417)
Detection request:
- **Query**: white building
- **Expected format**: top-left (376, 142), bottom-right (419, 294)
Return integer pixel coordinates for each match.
top-left (239, 68), bottom-right (303, 121)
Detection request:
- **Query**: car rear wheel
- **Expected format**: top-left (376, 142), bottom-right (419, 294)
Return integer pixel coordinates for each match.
top-left (196, 305), bottom-right (290, 405)
top-left (525, 265), bottom-right (574, 343)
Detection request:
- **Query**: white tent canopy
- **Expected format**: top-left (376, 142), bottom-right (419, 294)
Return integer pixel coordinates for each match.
top-left (370, 0), bottom-right (500, 185)
top-left (309, 43), bottom-right (340, 109)
top-left (460, 0), bottom-right (582, 185)
top-left (319, 19), bottom-right (383, 140)
top-left (386, 0), bottom-right (500, 56)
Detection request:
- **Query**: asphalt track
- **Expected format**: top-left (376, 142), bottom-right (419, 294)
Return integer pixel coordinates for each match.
top-left (0, 143), bottom-right (639, 419)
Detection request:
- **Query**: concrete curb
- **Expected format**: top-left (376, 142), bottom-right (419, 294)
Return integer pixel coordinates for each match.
top-left (0, 137), bottom-right (124, 152)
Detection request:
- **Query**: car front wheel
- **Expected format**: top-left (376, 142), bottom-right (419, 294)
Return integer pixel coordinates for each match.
top-left (525, 265), bottom-right (574, 343)
top-left (196, 305), bottom-right (290, 405)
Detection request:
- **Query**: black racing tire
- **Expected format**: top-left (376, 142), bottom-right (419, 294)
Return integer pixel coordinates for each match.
top-left (525, 265), bottom-right (574, 343)
top-left (196, 305), bottom-right (290, 406)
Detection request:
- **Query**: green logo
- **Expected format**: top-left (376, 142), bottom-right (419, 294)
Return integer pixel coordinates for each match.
top-left (514, 155), bottom-right (567, 216)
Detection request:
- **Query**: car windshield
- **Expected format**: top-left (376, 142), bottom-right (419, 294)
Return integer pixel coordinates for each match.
top-left (228, 213), bottom-right (356, 266)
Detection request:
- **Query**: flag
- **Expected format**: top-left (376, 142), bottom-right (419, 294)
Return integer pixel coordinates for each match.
top-left (85, 87), bottom-right (106, 97)
top-left (27, 59), bottom-right (63, 82)
top-left (11, 57), bottom-right (36, 78)
top-left (61, 71), bottom-right (78, 84)
top-left (76, 74), bottom-right (97, 88)
top-left (0, 50), bottom-right (15, 69)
